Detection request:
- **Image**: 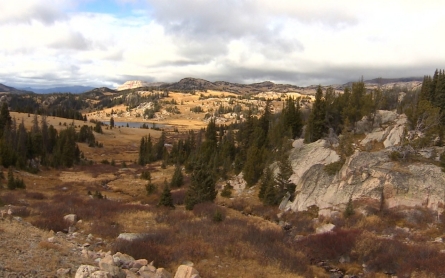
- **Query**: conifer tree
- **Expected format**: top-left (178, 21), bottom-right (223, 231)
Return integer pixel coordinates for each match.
top-left (110, 117), bottom-right (114, 129)
top-left (275, 154), bottom-right (295, 197)
top-left (259, 167), bottom-right (274, 201)
top-left (243, 145), bottom-right (265, 187)
top-left (0, 103), bottom-right (11, 138)
top-left (170, 164), bottom-right (184, 188)
top-left (185, 164), bottom-right (216, 210)
top-left (158, 180), bottom-right (174, 208)
top-left (305, 86), bottom-right (326, 142)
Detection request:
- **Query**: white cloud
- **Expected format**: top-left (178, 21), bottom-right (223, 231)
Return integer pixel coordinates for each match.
top-left (1, 0), bottom-right (445, 88)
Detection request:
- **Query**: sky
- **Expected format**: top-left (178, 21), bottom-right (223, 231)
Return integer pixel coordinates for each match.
top-left (0, 0), bottom-right (444, 89)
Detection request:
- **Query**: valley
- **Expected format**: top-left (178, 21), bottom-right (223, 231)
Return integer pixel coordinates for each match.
top-left (1, 74), bottom-right (445, 277)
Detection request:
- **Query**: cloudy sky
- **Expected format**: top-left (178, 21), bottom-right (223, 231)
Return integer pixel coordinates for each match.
top-left (0, 0), bottom-right (444, 89)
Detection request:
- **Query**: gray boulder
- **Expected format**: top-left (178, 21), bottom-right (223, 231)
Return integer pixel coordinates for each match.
top-left (75, 265), bottom-right (98, 278)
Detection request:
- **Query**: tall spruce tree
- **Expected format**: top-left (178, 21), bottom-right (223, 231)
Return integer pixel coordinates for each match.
top-left (185, 164), bottom-right (216, 210)
top-left (170, 164), bottom-right (184, 188)
top-left (158, 180), bottom-right (174, 208)
top-left (305, 85), bottom-right (326, 142)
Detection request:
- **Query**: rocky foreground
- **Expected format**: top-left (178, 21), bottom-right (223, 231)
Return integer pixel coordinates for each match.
top-left (0, 216), bottom-right (200, 278)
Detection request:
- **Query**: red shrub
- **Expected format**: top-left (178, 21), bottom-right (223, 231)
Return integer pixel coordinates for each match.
top-left (299, 229), bottom-right (362, 261)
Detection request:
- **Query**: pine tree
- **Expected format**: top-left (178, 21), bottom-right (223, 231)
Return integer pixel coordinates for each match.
top-left (305, 86), bottom-right (326, 142)
top-left (275, 154), bottom-right (295, 197)
top-left (259, 167), bottom-right (274, 200)
top-left (263, 179), bottom-right (278, 205)
top-left (158, 180), bottom-right (174, 208)
top-left (185, 164), bottom-right (216, 210)
top-left (110, 117), bottom-right (114, 129)
top-left (243, 145), bottom-right (265, 187)
top-left (170, 164), bottom-right (184, 188)
top-left (7, 167), bottom-right (15, 190)
top-left (0, 103), bottom-right (11, 138)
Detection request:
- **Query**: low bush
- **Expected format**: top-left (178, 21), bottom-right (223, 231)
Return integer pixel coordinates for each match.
top-left (25, 191), bottom-right (46, 200)
top-left (323, 160), bottom-right (344, 175)
top-left (300, 229), bottom-right (362, 261)
top-left (355, 231), bottom-right (445, 275)
top-left (90, 220), bottom-right (121, 238)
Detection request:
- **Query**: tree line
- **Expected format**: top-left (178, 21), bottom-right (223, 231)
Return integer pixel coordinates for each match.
top-left (141, 73), bottom-right (444, 209)
top-left (0, 103), bottom-right (101, 172)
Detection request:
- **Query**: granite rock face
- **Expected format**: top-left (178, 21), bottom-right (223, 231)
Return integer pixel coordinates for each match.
top-left (289, 112), bottom-right (445, 213)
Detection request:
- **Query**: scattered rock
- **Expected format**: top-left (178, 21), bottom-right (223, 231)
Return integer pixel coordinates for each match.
top-left (75, 265), bottom-right (99, 278)
top-left (174, 265), bottom-right (200, 278)
top-left (315, 223), bottom-right (335, 234)
top-left (117, 233), bottom-right (147, 242)
top-left (56, 268), bottom-right (71, 277)
top-left (156, 268), bottom-right (173, 278)
top-left (113, 252), bottom-right (135, 267)
top-left (91, 270), bottom-right (113, 278)
top-left (64, 214), bottom-right (78, 225)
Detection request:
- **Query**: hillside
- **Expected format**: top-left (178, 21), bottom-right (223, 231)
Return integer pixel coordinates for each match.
top-left (0, 83), bottom-right (34, 94)
top-left (20, 85), bottom-right (95, 94)
top-left (4, 73), bottom-right (445, 277)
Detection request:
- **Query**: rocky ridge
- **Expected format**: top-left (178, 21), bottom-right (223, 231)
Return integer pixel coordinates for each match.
top-left (287, 110), bottom-right (445, 215)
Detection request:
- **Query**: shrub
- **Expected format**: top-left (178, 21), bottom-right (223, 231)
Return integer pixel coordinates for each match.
top-left (300, 229), bottom-right (362, 261)
top-left (220, 182), bottom-right (233, 198)
top-left (389, 151), bottom-right (402, 161)
top-left (90, 220), bottom-right (121, 239)
top-left (146, 182), bottom-right (157, 195)
top-left (25, 191), bottom-right (46, 200)
top-left (140, 170), bottom-right (151, 180)
top-left (212, 210), bottom-right (224, 222)
top-left (7, 168), bottom-right (26, 190)
top-left (344, 198), bottom-right (355, 218)
top-left (324, 160), bottom-right (344, 175)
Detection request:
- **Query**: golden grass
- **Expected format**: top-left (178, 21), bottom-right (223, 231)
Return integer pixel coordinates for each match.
top-left (38, 241), bottom-right (63, 251)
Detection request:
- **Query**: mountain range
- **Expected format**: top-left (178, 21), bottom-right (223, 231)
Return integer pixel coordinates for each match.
top-left (19, 85), bottom-right (95, 94)
top-left (0, 76), bottom-right (423, 96)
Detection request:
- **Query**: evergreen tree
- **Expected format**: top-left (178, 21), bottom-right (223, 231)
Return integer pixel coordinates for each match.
top-left (242, 145), bottom-right (265, 187)
top-left (170, 164), bottom-right (184, 188)
top-left (138, 135), bottom-right (153, 165)
top-left (185, 164), bottom-right (216, 210)
top-left (7, 167), bottom-right (15, 190)
top-left (158, 180), bottom-right (174, 208)
top-left (110, 117), bottom-right (114, 129)
top-left (93, 122), bottom-right (103, 133)
top-left (283, 97), bottom-right (303, 139)
top-left (305, 86), bottom-right (326, 142)
top-left (259, 167), bottom-right (274, 201)
top-left (154, 131), bottom-right (166, 160)
top-left (274, 154), bottom-right (295, 197)
top-left (0, 103), bottom-right (12, 137)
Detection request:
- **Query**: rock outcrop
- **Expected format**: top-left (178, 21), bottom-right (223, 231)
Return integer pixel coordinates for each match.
top-left (289, 111), bottom-right (445, 213)
top-left (288, 139), bottom-right (340, 187)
